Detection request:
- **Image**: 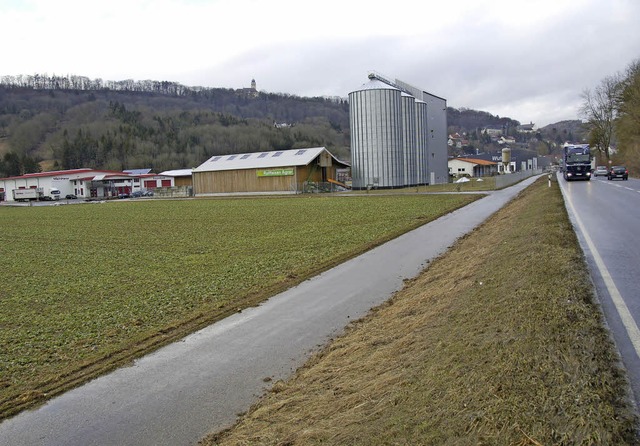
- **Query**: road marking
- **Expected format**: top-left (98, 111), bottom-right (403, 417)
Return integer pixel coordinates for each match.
top-left (565, 195), bottom-right (640, 360)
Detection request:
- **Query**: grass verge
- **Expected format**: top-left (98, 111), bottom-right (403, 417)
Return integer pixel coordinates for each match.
top-left (203, 177), bottom-right (639, 445)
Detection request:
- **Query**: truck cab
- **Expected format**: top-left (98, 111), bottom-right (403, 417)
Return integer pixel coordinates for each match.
top-left (41, 188), bottom-right (61, 201)
top-left (562, 145), bottom-right (592, 181)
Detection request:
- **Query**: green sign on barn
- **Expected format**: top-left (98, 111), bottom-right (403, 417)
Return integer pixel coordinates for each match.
top-left (257, 168), bottom-right (295, 177)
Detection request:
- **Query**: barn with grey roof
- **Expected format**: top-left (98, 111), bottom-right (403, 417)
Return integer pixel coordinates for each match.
top-left (192, 147), bottom-right (350, 195)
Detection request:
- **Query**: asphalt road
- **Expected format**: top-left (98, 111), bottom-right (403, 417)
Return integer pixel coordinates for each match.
top-left (0, 176), bottom-right (540, 446)
top-left (558, 174), bottom-right (640, 409)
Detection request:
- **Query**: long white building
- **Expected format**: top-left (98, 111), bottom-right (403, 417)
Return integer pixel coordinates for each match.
top-left (0, 168), bottom-right (175, 202)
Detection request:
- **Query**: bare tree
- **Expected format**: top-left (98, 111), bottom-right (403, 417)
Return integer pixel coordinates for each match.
top-left (615, 59), bottom-right (640, 173)
top-left (580, 73), bottom-right (623, 161)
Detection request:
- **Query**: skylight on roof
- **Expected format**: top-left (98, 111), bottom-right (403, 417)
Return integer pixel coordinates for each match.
top-left (227, 155), bottom-right (237, 160)
top-left (295, 149), bottom-right (307, 155)
top-left (211, 156), bottom-right (222, 162)
top-left (258, 153), bottom-right (268, 158)
top-left (241, 154), bottom-right (251, 159)
top-left (273, 151), bottom-right (283, 157)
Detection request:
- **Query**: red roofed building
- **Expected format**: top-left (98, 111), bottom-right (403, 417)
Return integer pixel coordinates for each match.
top-left (0, 168), bottom-right (175, 202)
top-left (447, 157), bottom-right (499, 178)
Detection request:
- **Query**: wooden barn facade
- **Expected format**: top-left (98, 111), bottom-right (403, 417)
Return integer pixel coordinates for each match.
top-left (192, 147), bottom-right (350, 196)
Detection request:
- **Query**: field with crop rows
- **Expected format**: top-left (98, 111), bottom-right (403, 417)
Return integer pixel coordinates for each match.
top-left (0, 193), bottom-right (478, 418)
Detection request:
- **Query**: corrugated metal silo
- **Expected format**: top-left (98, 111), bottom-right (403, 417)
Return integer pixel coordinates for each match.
top-left (401, 92), bottom-right (417, 187)
top-left (423, 93), bottom-right (448, 184)
top-left (349, 79), bottom-right (404, 189)
top-left (415, 99), bottom-right (429, 185)
top-left (502, 147), bottom-right (512, 173)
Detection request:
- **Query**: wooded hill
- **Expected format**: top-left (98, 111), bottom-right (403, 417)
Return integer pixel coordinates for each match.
top-left (0, 76), bottom-right (351, 176)
top-left (0, 74), bottom-right (575, 177)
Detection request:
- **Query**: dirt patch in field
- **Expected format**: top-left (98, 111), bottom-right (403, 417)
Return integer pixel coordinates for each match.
top-left (203, 178), bottom-right (639, 445)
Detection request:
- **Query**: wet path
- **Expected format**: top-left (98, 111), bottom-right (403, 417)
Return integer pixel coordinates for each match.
top-left (0, 176), bottom-right (540, 446)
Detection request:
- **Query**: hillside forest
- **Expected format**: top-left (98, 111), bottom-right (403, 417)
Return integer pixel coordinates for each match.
top-left (0, 74), bottom-right (587, 177)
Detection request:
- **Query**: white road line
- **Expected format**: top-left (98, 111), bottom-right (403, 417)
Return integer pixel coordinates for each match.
top-left (565, 195), bottom-right (640, 359)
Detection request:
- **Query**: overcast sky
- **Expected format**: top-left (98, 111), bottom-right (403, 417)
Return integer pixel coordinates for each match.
top-left (2, 0), bottom-right (639, 127)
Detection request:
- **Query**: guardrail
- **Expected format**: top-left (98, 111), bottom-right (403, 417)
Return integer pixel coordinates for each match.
top-left (494, 169), bottom-right (543, 189)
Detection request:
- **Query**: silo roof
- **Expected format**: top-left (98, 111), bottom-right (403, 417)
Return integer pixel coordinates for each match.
top-left (350, 79), bottom-right (400, 93)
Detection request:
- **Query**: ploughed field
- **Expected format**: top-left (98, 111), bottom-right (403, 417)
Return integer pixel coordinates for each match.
top-left (0, 193), bottom-right (478, 419)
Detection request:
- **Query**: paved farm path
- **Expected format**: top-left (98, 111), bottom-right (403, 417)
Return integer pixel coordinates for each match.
top-left (0, 176), bottom-right (540, 446)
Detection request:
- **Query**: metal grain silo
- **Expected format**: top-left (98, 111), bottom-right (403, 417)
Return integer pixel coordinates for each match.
top-left (349, 78), bottom-right (404, 189)
top-left (502, 147), bottom-right (511, 173)
top-left (423, 92), bottom-right (449, 184)
top-left (414, 99), bottom-right (429, 185)
top-left (401, 92), bottom-right (417, 187)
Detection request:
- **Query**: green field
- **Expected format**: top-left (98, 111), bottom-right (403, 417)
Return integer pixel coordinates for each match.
top-left (0, 193), bottom-right (478, 419)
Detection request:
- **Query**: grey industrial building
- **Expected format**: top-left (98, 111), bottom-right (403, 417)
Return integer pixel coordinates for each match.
top-left (348, 73), bottom-right (449, 189)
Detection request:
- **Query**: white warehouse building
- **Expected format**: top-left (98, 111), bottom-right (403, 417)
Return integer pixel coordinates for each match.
top-left (348, 72), bottom-right (449, 189)
top-left (0, 168), bottom-right (175, 202)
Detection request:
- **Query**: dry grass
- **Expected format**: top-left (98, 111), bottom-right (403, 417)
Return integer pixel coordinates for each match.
top-left (203, 177), bottom-right (639, 446)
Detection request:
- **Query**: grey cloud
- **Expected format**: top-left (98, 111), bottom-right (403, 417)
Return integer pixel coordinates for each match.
top-left (181, 2), bottom-right (640, 128)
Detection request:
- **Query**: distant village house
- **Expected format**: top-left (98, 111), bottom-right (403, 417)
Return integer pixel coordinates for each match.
top-left (447, 157), bottom-right (499, 178)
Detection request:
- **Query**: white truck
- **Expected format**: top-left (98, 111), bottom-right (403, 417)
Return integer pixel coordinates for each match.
top-left (12, 187), bottom-right (61, 201)
top-left (43, 187), bottom-right (61, 201)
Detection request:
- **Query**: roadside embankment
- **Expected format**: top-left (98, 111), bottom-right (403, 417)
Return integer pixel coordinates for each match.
top-left (203, 177), bottom-right (639, 445)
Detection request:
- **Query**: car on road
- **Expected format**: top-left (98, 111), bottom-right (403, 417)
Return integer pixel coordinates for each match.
top-left (593, 165), bottom-right (608, 177)
top-left (65, 194), bottom-right (77, 199)
top-left (607, 166), bottom-right (628, 181)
